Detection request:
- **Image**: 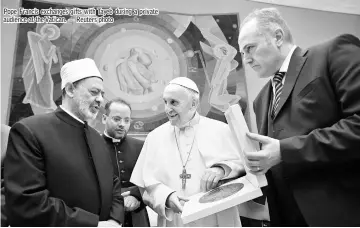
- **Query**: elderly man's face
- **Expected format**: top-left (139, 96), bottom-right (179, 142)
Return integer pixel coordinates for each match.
top-left (73, 77), bottom-right (104, 121)
top-left (102, 102), bottom-right (131, 139)
top-left (163, 84), bottom-right (195, 127)
top-left (238, 19), bottom-right (282, 78)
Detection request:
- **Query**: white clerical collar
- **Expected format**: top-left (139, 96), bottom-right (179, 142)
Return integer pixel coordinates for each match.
top-left (176, 112), bottom-right (200, 130)
top-left (60, 105), bottom-right (84, 124)
top-left (279, 45), bottom-right (297, 73)
top-left (103, 131), bottom-right (121, 143)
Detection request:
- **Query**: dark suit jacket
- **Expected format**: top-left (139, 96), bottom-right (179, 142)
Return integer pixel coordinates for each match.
top-left (1, 125), bottom-right (10, 226)
top-left (103, 135), bottom-right (150, 227)
top-left (253, 34), bottom-right (360, 226)
top-left (4, 108), bottom-right (124, 226)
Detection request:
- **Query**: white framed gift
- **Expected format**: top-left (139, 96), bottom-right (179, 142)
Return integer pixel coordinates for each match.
top-left (181, 104), bottom-right (267, 224)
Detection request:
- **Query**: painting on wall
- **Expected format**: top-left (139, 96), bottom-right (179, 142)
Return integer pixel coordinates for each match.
top-left (9, 0), bottom-right (248, 138)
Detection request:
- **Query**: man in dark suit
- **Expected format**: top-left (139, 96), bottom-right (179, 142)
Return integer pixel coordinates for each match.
top-left (102, 98), bottom-right (150, 227)
top-left (238, 8), bottom-right (360, 227)
top-left (4, 58), bottom-right (124, 226)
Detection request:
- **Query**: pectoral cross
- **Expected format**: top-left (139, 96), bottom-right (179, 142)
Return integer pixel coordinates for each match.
top-left (179, 168), bottom-right (191, 190)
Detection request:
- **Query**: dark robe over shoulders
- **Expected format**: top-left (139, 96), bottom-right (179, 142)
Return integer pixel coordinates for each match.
top-left (4, 108), bottom-right (124, 226)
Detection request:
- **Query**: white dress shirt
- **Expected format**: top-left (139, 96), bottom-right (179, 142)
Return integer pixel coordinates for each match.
top-left (271, 45), bottom-right (297, 106)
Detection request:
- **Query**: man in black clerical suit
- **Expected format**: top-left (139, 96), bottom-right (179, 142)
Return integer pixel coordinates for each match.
top-left (4, 58), bottom-right (124, 226)
top-left (102, 98), bottom-right (150, 227)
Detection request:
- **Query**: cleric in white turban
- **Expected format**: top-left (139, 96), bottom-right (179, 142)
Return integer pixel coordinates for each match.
top-left (60, 58), bottom-right (102, 89)
top-left (4, 58), bottom-right (125, 226)
top-left (131, 77), bottom-right (245, 226)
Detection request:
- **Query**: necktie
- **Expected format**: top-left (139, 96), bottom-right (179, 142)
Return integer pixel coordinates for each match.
top-left (272, 71), bottom-right (286, 117)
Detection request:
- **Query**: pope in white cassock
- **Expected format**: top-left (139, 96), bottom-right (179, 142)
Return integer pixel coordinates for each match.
top-left (130, 77), bottom-right (245, 226)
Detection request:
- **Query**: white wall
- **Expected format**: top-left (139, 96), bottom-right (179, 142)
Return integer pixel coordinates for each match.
top-left (248, 0), bottom-right (360, 15)
top-left (1, 0), bottom-right (21, 124)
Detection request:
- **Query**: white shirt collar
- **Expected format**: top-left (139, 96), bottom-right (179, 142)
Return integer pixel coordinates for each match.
top-left (103, 131), bottom-right (121, 143)
top-left (60, 105), bottom-right (84, 124)
top-left (271, 45), bottom-right (297, 88)
top-left (176, 112), bottom-right (200, 131)
top-left (279, 45), bottom-right (297, 73)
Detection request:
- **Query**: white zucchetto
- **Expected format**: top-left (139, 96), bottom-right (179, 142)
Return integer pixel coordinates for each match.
top-left (168, 77), bottom-right (199, 94)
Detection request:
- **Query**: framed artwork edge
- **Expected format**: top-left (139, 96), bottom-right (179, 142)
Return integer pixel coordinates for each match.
top-left (181, 176), bottom-right (263, 224)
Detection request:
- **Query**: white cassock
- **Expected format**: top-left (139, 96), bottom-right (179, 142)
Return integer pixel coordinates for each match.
top-left (131, 112), bottom-right (243, 227)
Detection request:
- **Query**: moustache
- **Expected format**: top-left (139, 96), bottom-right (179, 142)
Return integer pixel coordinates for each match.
top-left (92, 101), bottom-right (101, 107)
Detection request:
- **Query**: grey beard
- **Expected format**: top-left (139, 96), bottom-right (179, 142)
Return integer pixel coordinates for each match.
top-left (78, 101), bottom-right (97, 121)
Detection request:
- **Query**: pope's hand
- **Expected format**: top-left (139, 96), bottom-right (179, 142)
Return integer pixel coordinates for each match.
top-left (245, 132), bottom-right (281, 175)
top-left (200, 167), bottom-right (225, 192)
top-left (165, 192), bottom-right (189, 214)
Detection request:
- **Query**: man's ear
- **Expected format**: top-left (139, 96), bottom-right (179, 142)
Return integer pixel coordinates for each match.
top-left (64, 83), bottom-right (75, 98)
top-left (274, 28), bottom-right (285, 47)
top-left (191, 99), bottom-right (199, 111)
top-left (102, 114), bottom-right (107, 125)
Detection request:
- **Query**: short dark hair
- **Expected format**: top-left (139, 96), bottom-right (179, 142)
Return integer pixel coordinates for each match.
top-left (104, 98), bottom-right (132, 115)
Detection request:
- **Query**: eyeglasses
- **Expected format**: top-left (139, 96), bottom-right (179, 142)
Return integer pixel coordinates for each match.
top-left (109, 116), bottom-right (131, 124)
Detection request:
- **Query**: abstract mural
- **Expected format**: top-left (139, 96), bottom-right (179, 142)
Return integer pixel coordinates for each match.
top-left (9, 0), bottom-right (248, 138)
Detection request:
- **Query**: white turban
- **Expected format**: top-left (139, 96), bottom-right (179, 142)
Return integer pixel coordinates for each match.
top-left (168, 77), bottom-right (199, 94)
top-left (60, 58), bottom-right (103, 89)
